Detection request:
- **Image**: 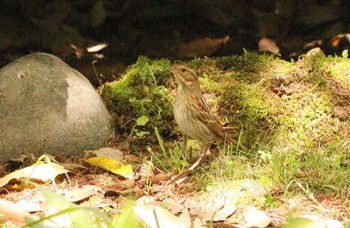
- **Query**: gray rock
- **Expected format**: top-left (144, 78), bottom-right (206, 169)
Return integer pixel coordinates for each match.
top-left (0, 53), bottom-right (112, 163)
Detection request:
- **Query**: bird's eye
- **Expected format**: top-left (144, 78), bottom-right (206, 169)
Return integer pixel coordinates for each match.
top-left (181, 68), bottom-right (186, 72)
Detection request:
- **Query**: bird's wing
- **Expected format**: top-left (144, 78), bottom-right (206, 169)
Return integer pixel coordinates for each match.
top-left (193, 97), bottom-right (228, 140)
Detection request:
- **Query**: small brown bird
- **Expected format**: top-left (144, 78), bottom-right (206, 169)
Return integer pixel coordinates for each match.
top-left (170, 65), bottom-right (237, 153)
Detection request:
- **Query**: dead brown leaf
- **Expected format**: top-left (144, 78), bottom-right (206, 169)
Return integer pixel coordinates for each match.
top-left (150, 170), bottom-right (176, 184)
top-left (161, 198), bottom-right (185, 215)
top-left (134, 205), bottom-right (191, 228)
top-left (213, 205), bottom-right (236, 222)
top-left (177, 36), bottom-right (230, 58)
top-left (88, 147), bottom-right (125, 161)
top-left (62, 185), bottom-right (102, 203)
top-left (334, 106), bottom-right (350, 119)
top-left (258, 37), bottom-right (280, 53)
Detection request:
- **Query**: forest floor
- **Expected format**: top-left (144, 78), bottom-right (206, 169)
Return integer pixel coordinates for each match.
top-left (1, 51), bottom-right (350, 227)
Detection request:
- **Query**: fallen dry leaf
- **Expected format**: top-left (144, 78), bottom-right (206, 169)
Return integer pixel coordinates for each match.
top-left (134, 205), bottom-right (191, 228)
top-left (330, 33), bottom-right (350, 48)
top-left (136, 195), bottom-right (156, 206)
top-left (0, 163), bottom-right (69, 187)
top-left (43, 207), bottom-right (72, 227)
top-left (213, 205), bottom-right (236, 221)
top-left (242, 205), bottom-right (272, 228)
top-left (177, 36), bottom-right (230, 58)
top-left (79, 195), bottom-right (103, 208)
top-left (15, 199), bottom-right (42, 213)
top-left (125, 154), bottom-right (142, 163)
top-left (201, 197), bottom-right (226, 222)
top-left (0, 199), bottom-right (38, 226)
top-left (70, 44), bottom-right (85, 59)
top-left (150, 171), bottom-right (176, 184)
top-left (62, 185), bottom-right (102, 202)
top-left (258, 37), bottom-right (280, 53)
top-left (161, 198), bottom-right (184, 215)
top-left (86, 43), bottom-right (108, 53)
top-left (89, 147), bottom-right (124, 161)
top-left (179, 208), bottom-right (191, 226)
top-left (334, 106), bottom-right (350, 119)
top-left (169, 153), bottom-right (205, 185)
top-left (193, 217), bottom-right (206, 228)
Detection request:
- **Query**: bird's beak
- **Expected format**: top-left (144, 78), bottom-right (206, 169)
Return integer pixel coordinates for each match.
top-left (169, 66), bottom-right (182, 83)
top-left (169, 66), bottom-right (176, 73)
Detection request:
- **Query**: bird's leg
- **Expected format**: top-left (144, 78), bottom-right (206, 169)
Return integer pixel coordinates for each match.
top-left (202, 144), bottom-right (211, 156)
top-left (180, 135), bottom-right (188, 155)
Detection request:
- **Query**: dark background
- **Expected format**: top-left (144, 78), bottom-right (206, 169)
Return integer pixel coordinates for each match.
top-left (1, 0), bottom-right (350, 83)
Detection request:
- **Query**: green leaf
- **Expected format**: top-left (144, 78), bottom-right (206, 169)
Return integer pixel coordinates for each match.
top-left (24, 182), bottom-right (114, 228)
top-left (113, 202), bottom-right (144, 228)
top-left (154, 127), bottom-right (166, 154)
top-left (25, 216), bottom-right (45, 228)
top-left (342, 49), bottom-right (348, 58)
top-left (136, 131), bottom-right (149, 137)
top-left (283, 217), bottom-right (325, 228)
top-left (136, 116), bottom-right (149, 126)
top-left (35, 185), bottom-right (94, 228)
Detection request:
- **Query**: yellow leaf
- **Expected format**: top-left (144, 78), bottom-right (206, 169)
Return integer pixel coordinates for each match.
top-left (85, 157), bottom-right (133, 178)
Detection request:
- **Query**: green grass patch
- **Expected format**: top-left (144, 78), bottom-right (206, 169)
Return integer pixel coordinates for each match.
top-left (102, 52), bottom-right (350, 202)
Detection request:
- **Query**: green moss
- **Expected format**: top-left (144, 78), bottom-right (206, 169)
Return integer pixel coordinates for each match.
top-left (184, 52), bottom-right (350, 199)
top-left (101, 56), bottom-right (174, 139)
top-left (214, 52), bottom-right (294, 83)
top-left (314, 56), bottom-right (350, 89)
top-left (274, 91), bottom-right (333, 151)
top-left (104, 79), bottom-right (135, 114)
top-left (219, 81), bottom-right (279, 145)
top-left (101, 52), bottom-right (350, 198)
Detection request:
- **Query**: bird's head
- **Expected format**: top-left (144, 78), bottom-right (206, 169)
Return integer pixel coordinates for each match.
top-left (169, 65), bottom-right (200, 91)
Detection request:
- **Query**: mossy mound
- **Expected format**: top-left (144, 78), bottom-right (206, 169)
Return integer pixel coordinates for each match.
top-left (177, 51), bottom-right (350, 155)
top-left (101, 50), bottom-right (350, 194)
top-left (186, 54), bottom-right (293, 147)
top-left (101, 56), bottom-right (174, 142)
top-left (101, 50), bottom-right (350, 199)
top-left (187, 50), bottom-right (350, 195)
top-left (102, 50), bottom-right (350, 159)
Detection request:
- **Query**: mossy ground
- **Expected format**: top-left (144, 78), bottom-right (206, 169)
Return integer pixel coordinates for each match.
top-left (101, 50), bottom-right (350, 225)
top-left (100, 57), bottom-right (175, 143)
